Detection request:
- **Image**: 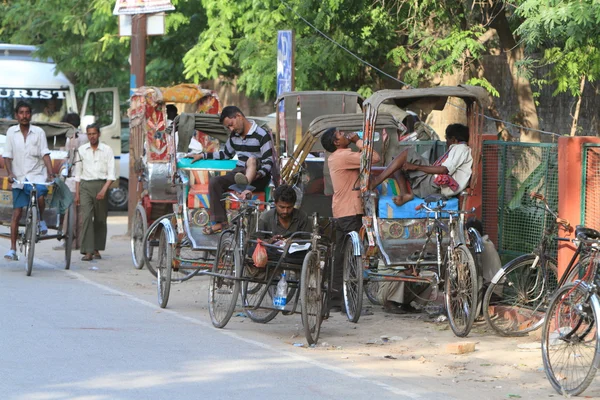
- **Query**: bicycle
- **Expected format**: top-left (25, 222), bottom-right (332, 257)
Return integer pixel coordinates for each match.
top-left (541, 226), bottom-right (600, 396)
top-left (483, 192), bottom-right (587, 337)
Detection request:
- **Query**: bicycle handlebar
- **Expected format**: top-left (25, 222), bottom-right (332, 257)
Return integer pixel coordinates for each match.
top-left (530, 191), bottom-right (570, 230)
top-left (415, 201), bottom-right (475, 215)
top-left (221, 192), bottom-right (271, 207)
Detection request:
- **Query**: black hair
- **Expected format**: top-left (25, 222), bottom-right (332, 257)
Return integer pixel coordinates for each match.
top-left (219, 106), bottom-right (244, 124)
top-left (62, 113), bottom-right (80, 127)
top-left (401, 114), bottom-right (419, 133)
top-left (320, 127), bottom-right (337, 153)
top-left (166, 104), bottom-right (178, 120)
top-left (273, 184), bottom-right (297, 204)
top-left (466, 217), bottom-right (483, 234)
top-left (15, 101), bottom-right (32, 114)
top-left (446, 123), bottom-right (469, 143)
top-left (86, 122), bottom-right (101, 134)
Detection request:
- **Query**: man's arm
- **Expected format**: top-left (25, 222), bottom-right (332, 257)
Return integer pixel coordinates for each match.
top-left (4, 158), bottom-right (15, 182)
top-left (408, 164), bottom-right (449, 175)
top-left (97, 146), bottom-right (115, 200)
top-left (205, 137), bottom-right (235, 160)
top-left (42, 154), bottom-right (54, 181)
top-left (256, 132), bottom-right (274, 178)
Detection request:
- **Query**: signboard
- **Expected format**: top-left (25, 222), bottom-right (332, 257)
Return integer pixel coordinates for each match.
top-left (119, 13), bottom-right (166, 36)
top-left (277, 30), bottom-right (294, 140)
top-left (113, 0), bottom-right (174, 15)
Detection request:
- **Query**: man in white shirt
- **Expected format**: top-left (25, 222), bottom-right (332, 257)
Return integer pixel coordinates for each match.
top-left (74, 123), bottom-right (115, 261)
top-left (2, 101), bottom-right (54, 260)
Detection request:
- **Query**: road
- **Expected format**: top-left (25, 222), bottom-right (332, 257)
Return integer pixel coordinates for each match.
top-left (0, 244), bottom-right (453, 400)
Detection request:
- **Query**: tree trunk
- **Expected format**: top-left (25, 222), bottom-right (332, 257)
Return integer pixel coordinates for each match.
top-left (489, 5), bottom-right (540, 142)
top-left (570, 75), bottom-right (586, 136)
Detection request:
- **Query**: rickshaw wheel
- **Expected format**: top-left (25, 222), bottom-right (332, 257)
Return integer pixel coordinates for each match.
top-left (343, 237), bottom-right (363, 323)
top-left (242, 281), bottom-right (279, 324)
top-left (64, 202), bottom-right (75, 270)
top-left (444, 244), bottom-right (478, 337)
top-left (301, 250), bottom-right (324, 345)
top-left (143, 214), bottom-right (175, 278)
top-left (25, 206), bottom-right (37, 277)
top-left (209, 231), bottom-right (240, 328)
top-left (157, 227), bottom-right (173, 309)
top-left (131, 204), bottom-right (147, 270)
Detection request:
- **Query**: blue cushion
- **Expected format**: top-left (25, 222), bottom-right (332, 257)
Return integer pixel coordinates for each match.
top-left (378, 195), bottom-right (459, 219)
top-left (177, 158), bottom-right (238, 170)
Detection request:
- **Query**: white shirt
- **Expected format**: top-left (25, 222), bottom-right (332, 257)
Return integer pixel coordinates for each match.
top-left (2, 124), bottom-right (50, 189)
top-left (440, 143), bottom-right (473, 197)
top-left (74, 142), bottom-right (116, 182)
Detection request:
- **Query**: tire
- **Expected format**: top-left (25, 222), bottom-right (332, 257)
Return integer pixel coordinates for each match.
top-left (301, 251), bottom-right (324, 345)
top-left (208, 231), bottom-right (240, 328)
top-left (343, 237), bottom-right (363, 323)
top-left (64, 203), bottom-right (75, 270)
top-left (241, 281), bottom-right (279, 324)
top-left (143, 214), bottom-right (174, 278)
top-left (444, 244), bottom-right (478, 337)
top-left (25, 206), bottom-right (37, 277)
top-left (156, 227), bottom-right (173, 309)
top-left (542, 282), bottom-right (600, 396)
top-left (108, 179), bottom-right (128, 211)
top-left (364, 279), bottom-right (381, 305)
top-left (131, 204), bottom-right (147, 270)
top-left (483, 255), bottom-right (558, 337)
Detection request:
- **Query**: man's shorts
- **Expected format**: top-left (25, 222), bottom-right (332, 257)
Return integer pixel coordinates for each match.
top-left (12, 184), bottom-right (48, 209)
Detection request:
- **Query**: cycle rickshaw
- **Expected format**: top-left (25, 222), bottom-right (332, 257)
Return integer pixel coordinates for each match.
top-left (0, 119), bottom-right (76, 275)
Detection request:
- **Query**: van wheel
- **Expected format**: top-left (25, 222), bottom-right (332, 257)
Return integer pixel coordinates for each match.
top-left (108, 179), bottom-right (128, 211)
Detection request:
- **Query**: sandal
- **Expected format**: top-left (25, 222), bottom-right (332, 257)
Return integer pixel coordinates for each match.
top-left (4, 249), bottom-right (18, 261)
top-left (81, 254), bottom-right (93, 261)
top-left (202, 223), bottom-right (227, 235)
top-left (93, 251), bottom-right (102, 260)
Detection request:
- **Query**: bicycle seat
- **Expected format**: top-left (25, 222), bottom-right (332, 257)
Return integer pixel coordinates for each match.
top-left (575, 225), bottom-right (600, 241)
top-left (423, 194), bottom-right (447, 204)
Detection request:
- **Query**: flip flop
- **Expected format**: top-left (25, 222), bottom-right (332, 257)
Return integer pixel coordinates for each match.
top-left (4, 249), bottom-right (18, 261)
top-left (81, 254), bottom-right (93, 261)
top-left (234, 172), bottom-right (249, 186)
top-left (202, 223), bottom-right (227, 235)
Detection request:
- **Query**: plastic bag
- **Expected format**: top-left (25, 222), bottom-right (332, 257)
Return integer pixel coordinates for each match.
top-left (252, 239), bottom-right (268, 268)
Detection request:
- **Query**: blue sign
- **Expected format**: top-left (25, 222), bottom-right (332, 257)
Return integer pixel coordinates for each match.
top-left (277, 30), bottom-right (293, 115)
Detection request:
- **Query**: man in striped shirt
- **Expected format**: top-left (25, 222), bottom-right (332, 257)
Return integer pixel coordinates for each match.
top-left (188, 106), bottom-right (273, 234)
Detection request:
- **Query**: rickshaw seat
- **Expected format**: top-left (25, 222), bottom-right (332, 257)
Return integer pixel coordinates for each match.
top-left (376, 178), bottom-right (459, 218)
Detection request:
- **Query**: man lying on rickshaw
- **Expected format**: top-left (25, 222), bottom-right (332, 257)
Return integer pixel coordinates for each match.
top-left (186, 106), bottom-right (274, 234)
top-left (368, 123), bottom-right (473, 314)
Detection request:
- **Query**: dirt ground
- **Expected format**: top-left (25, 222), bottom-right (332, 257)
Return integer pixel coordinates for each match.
top-left (23, 213), bottom-right (600, 400)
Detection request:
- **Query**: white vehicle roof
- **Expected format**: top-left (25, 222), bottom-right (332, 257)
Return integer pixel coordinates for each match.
top-left (0, 59), bottom-right (72, 88)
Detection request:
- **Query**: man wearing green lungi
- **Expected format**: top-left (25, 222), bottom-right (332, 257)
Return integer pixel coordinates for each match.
top-left (74, 123), bottom-right (115, 261)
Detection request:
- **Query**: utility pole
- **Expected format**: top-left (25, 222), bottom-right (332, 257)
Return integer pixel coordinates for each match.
top-left (127, 14), bottom-right (147, 232)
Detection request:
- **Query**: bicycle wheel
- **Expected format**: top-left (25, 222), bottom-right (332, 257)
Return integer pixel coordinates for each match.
top-left (241, 281), bottom-right (279, 324)
top-left (143, 214), bottom-right (174, 278)
top-left (484, 255), bottom-right (558, 336)
top-left (542, 282), bottom-right (600, 396)
top-left (301, 251), bottom-right (324, 345)
top-left (24, 206), bottom-right (37, 277)
top-left (156, 227), bottom-right (173, 309)
top-left (444, 244), bottom-right (478, 337)
top-left (64, 203), bottom-right (75, 270)
top-left (343, 237), bottom-right (363, 323)
top-left (131, 204), bottom-right (147, 270)
top-left (364, 278), bottom-right (381, 305)
top-left (208, 231), bottom-right (240, 328)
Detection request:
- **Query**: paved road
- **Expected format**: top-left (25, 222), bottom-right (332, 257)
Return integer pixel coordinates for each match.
top-left (0, 254), bottom-right (456, 400)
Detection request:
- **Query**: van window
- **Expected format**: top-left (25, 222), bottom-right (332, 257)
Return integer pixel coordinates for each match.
top-left (84, 91), bottom-right (115, 128)
top-left (0, 89), bottom-right (72, 122)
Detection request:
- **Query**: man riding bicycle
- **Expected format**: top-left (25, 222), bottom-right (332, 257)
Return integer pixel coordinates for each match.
top-left (2, 101), bottom-right (54, 260)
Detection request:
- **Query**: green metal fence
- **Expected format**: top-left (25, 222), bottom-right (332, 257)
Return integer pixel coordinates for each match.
top-left (581, 144), bottom-right (600, 231)
top-left (482, 141), bottom-right (559, 262)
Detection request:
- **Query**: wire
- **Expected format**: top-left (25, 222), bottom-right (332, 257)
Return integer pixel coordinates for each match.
top-left (279, 0), bottom-right (563, 138)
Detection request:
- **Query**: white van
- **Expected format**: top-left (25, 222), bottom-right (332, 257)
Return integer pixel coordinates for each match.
top-left (0, 44), bottom-right (127, 210)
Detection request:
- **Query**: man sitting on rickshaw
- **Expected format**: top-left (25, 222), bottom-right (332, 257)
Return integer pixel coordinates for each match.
top-left (187, 106), bottom-right (274, 234)
top-left (369, 123), bottom-right (472, 206)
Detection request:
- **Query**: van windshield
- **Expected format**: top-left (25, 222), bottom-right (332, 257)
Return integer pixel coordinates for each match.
top-left (0, 89), bottom-right (73, 122)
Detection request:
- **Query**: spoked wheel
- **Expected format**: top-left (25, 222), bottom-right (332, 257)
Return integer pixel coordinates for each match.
top-left (24, 206), bottom-right (37, 277)
top-left (484, 255), bottom-right (558, 337)
top-left (143, 214), bottom-right (174, 278)
top-left (63, 203), bottom-right (75, 270)
top-left (241, 280), bottom-right (279, 324)
top-left (301, 250), bottom-right (324, 345)
top-left (131, 204), bottom-right (147, 270)
top-left (209, 231), bottom-right (240, 328)
top-left (343, 237), bottom-right (363, 323)
top-left (364, 277), bottom-right (381, 305)
top-left (444, 244), bottom-right (478, 337)
top-left (156, 227), bottom-right (173, 309)
top-left (542, 282), bottom-right (600, 396)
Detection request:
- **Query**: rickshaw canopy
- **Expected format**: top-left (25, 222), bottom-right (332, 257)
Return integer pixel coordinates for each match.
top-left (0, 119), bottom-right (76, 138)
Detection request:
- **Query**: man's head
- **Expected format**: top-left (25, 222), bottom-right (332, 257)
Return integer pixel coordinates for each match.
top-left (445, 123), bottom-right (469, 145)
top-left (273, 184), bottom-right (297, 221)
top-left (220, 106), bottom-right (246, 135)
top-left (62, 113), bottom-right (81, 128)
top-left (320, 127), bottom-right (351, 153)
top-left (15, 101), bottom-right (32, 126)
top-left (166, 104), bottom-right (178, 121)
top-left (86, 122), bottom-right (101, 146)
